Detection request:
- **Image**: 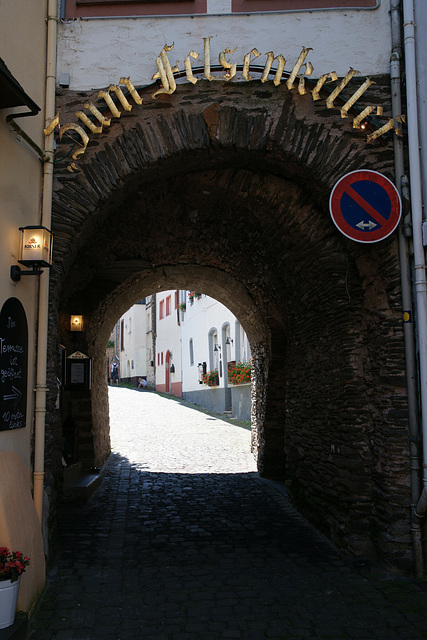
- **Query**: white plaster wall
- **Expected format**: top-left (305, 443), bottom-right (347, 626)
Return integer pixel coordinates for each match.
top-left (181, 293), bottom-right (244, 393)
top-left (119, 304), bottom-right (147, 378)
top-left (156, 290), bottom-right (182, 388)
top-left (57, 2), bottom-right (391, 91)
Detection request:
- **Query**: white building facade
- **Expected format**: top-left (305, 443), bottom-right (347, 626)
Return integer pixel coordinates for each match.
top-left (118, 301), bottom-right (148, 385)
top-left (113, 290), bottom-right (252, 417)
top-left (155, 290), bottom-right (184, 396)
top-left (180, 292), bottom-right (251, 419)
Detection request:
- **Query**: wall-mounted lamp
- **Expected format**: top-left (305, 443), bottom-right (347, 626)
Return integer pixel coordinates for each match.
top-left (225, 337), bottom-right (233, 345)
top-left (70, 315), bottom-right (84, 332)
top-left (11, 226), bottom-right (53, 282)
top-left (214, 344), bottom-right (221, 352)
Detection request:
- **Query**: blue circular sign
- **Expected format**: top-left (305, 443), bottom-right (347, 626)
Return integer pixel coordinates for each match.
top-left (329, 170), bottom-right (401, 243)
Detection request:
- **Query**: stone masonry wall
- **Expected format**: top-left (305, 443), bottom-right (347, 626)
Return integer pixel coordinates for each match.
top-left (45, 77), bottom-right (415, 570)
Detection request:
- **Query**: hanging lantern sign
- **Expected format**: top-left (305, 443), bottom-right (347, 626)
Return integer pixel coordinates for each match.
top-left (19, 226), bottom-right (53, 267)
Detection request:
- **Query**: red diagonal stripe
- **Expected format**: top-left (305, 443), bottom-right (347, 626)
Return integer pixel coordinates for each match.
top-left (345, 185), bottom-right (389, 226)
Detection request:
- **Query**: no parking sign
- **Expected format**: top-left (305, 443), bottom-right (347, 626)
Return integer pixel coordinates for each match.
top-left (329, 170), bottom-right (401, 243)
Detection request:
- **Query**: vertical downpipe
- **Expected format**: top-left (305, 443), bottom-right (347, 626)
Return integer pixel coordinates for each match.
top-left (33, 0), bottom-right (58, 523)
top-left (390, 0), bottom-right (423, 577)
top-left (403, 0), bottom-right (427, 577)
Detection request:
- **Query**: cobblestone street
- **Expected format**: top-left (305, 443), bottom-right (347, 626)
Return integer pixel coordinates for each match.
top-left (29, 388), bottom-right (427, 640)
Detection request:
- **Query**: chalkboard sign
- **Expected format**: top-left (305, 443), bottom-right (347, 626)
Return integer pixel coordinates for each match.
top-left (0, 298), bottom-right (28, 431)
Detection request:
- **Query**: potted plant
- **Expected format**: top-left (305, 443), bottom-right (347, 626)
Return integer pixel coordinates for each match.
top-left (0, 547), bottom-right (30, 629)
top-left (188, 291), bottom-right (202, 304)
top-left (178, 302), bottom-right (186, 312)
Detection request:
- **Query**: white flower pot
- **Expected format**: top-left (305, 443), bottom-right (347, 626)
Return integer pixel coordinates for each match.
top-left (0, 576), bottom-right (21, 629)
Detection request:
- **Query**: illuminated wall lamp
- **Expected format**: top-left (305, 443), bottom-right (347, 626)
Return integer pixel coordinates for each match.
top-left (10, 226), bottom-right (54, 282)
top-left (70, 315), bottom-right (84, 332)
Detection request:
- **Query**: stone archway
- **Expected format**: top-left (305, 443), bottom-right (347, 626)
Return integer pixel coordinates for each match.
top-left (46, 79), bottom-right (411, 569)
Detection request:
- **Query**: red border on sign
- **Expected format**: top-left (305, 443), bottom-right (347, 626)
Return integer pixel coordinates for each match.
top-left (329, 170), bottom-right (401, 243)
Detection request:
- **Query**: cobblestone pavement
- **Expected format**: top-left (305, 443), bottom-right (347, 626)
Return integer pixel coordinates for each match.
top-left (30, 388), bottom-right (427, 640)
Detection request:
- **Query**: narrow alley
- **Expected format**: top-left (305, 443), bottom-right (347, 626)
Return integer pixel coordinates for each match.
top-left (29, 388), bottom-right (427, 640)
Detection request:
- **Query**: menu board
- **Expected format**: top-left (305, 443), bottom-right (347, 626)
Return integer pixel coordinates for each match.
top-left (0, 298), bottom-right (28, 431)
top-left (66, 351), bottom-right (91, 389)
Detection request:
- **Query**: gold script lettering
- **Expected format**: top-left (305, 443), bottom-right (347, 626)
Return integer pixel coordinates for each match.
top-left (326, 68), bottom-right (359, 109)
top-left (152, 44), bottom-right (179, 98)
top-left (58, 123), bottom-right (89, 160)
top-left (219, 48), bottom-right (237, 81)
top-left (242, 48), bottom-right (261, 82)
top-left (286, 47), bottom-right (313, 95)
top-left (311, 72), bottom-right (339, 101)
top-left (184, 51), bottom-right (199, 84)
top-left (46, 38), bottom-right (405, 172)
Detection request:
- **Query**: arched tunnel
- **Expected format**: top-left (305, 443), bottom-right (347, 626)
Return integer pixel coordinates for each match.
top-left (46, 80), bottom-right (411, 569)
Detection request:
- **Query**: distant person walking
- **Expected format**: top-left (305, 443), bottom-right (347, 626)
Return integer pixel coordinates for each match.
top-left (110, 361), bottom-right (119, 385)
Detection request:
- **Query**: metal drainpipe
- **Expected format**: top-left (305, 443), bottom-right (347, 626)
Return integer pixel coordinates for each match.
top-left (5, 113), bottom-right (48, 162)
top-left (402, 0), bottom-right (427, 578)
top-left (33, 0), bottom-right (58, 523)
top-left (390, 0), bottom-right (423, 577)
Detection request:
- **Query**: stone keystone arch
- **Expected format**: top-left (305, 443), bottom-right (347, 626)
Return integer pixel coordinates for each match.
top-left (46, 79), bottom-right (411, 570)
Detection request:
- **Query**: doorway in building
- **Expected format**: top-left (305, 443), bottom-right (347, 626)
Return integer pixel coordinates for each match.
top-left (165, 350), bottom-right (171, 393)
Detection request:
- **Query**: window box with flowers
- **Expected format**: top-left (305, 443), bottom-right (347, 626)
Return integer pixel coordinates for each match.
top-left (203, 369), bottom-right (219, 386)
top-left (0, 547), bottom-right (30, 629)
top-left (228, 360), bottom-right (251, 385)
top-left (188, 291), bottom-right (202, 305)
top-left (178, 302), bottom-right (186, 312)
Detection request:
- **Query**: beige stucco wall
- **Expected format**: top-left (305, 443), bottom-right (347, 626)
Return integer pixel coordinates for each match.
top-left (0, 0), bottom-right (48, 612)
top-left (0, 453), bottom-right (45, 611)
top-left (0, 0), bottom-right (47, 463)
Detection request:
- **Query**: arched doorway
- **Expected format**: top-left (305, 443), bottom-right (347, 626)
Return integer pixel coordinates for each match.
top-left (47, 80), bottom-right (409, 567)
top-left (222, 322), bottom-right (232, 412)
top-left (165, 350), bottom-right (171, 393)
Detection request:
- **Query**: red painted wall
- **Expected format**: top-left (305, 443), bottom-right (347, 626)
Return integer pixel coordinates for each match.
top-left (156, 381), bottom-right (182, 397)
top-left (232, 0), bottom-right (377, 11)
top-left (65, 0), bottom-right (207, 18)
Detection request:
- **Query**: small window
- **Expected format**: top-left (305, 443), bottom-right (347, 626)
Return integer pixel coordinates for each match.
top-left (189, 339), bottom-right (194, 366)
top-left (159, 300), bottom-right (165, 320)
top-left (166, 295), bottom-right (171, 317)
